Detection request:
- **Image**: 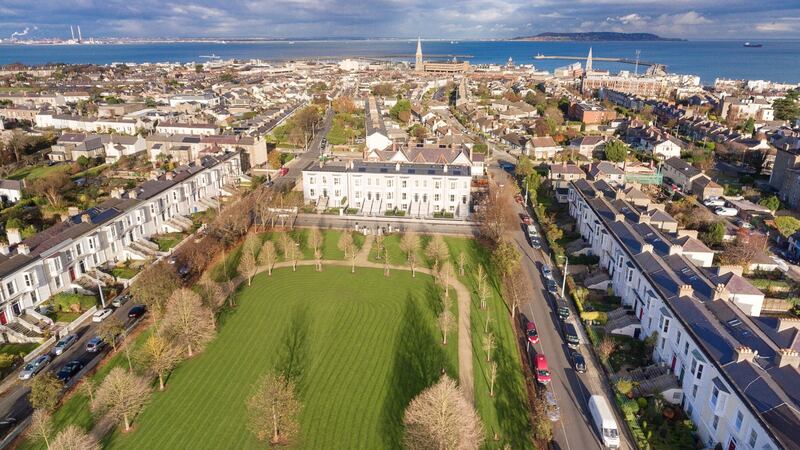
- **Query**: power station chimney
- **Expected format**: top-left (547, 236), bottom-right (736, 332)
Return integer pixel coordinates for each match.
top-left (70, 26), bottom-right (75, 40)
top-left (77, 26), bottom-right (82, 43)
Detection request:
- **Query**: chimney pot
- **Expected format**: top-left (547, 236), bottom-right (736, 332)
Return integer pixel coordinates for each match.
top-left (735, 346), bottom-right (757, 363)
top-left (776, 348), bottom-right (800, 369)
top-left (0, 243), bottom-right (9, 256)
top-left (81, 213), bottom-right (91, 223)
top-left (17, 243), bottom-right (30, 255)
top-left (678, 284), bottom-right (694, 298)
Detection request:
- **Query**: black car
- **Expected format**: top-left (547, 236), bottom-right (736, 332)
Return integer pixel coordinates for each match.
top-left (56, 360), bottom-right (84, 382)
top-left (530, 238), bottom-right (542, 249)
top-left (571, 351), bottom-right (587, 373)
top-left (128, 305), bottom-right (147, 319)
top-left (546, 279), bottom-right (558, 295)
top-left (0, 417), bottom-right (17, 435)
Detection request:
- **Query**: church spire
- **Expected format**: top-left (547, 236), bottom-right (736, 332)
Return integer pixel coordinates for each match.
top-left (415, 37), bottom-right (423, 72)
top-left (585, 47), bottom-right (593, 75)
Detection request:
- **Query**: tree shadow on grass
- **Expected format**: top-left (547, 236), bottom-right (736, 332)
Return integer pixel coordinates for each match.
top-left (380, 296), bottom-right (455, 448)
top-left (424, 279), bottom-right (445, 317)
top-left (490, 335), bottom-right (534, 448)
top-left (275, 304), bottom-right (311, 395)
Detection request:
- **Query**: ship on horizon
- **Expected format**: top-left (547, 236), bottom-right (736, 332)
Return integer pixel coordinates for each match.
top-left (743, 42), bottom-right (763, 48)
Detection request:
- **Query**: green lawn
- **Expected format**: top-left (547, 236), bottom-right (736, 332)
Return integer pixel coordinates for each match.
top-left (106, 266), bottom-right (457, 449)
top-left (8, 163), bottom-right (71, 181)
top-left (110, 266), bottom-right (140, 280)
top-left (0, 343), bottom-right (38, 358)
top-left (152, 232), bottom-right (186, 252)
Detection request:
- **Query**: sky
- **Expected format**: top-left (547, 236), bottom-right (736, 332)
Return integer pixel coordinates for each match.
top-left (0, 0), bottom-right (798, 40)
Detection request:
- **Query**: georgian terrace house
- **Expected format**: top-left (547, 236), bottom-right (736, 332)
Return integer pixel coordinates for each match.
top-left (0, 152), bottom-right (241, 342)
top-left (569, 178), bottom-right (800, 450)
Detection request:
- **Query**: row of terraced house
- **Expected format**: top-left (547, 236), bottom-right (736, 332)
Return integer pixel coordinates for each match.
top-left (569, 178), bottom-right (800, 450)
top-left (0, 151), bottom-right (242, 343)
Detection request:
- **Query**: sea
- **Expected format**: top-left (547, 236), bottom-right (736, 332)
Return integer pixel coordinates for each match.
top-left (0, 39), bottom-right (799, 85)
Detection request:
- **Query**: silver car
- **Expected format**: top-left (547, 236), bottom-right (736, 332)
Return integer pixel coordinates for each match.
top-left (18, 355), bottom-right (51, 380)
top-left (53, 334), bottom-right (78, 356)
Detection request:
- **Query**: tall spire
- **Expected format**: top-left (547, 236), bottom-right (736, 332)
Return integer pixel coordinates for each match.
top-left (585, 47), bottom-right (593, 75)
top-left (415, 37), bottom-right (423, 72)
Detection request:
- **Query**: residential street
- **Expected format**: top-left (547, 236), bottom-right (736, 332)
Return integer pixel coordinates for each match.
top-left (489, 163), bottom-right (632, 450)
top-left (272, 106), bottom-right (334, 191)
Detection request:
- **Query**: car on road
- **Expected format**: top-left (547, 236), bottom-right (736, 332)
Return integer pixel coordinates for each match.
top-left (278, 167), bottom-right (289, 177)
top-left (534, 354), bottom-right (551, 385)
top-left (589, 395), bottom-right (620, 448)
top-left (18, 354), bottom-right (51, 380)
top-left (703, 197), bottom-right (725, 207)
top-left (734, 218), bottom-right (753, 229)
top-left (85, 336), bottom-right (106, 353)
top-left (53, 334), bottom-right (78, 356)
top-left (529, 237), bottom-right (542, 249)
top-left (563, 322), bottom-right (580, 349)
top-left (572, 351), bottom-right (587, 373)
top-left (554, 296), bottom-right (571, 322)
top-left (714, 206), bottom-right (738, 217)
top-left (92, 308), bottom-right (113, 322)
top-left (56, 360), bottom-right (84, 382)
top-left (546, 279), bottom-right (558, 295)
top-left (526, 321), bottom-right (539, 345)
top-left (520, 213), bottom-right (532, 225)
top-left (526, 224), bottom-right (538, 238)
top-left (541, 265), bottom-right (553, 280)
top-left (112, 294), bottom-right (131, 308)
top-left (0, 417), bottom-right (17, 436)
top-left (128, 304), bottom-right (147, 319)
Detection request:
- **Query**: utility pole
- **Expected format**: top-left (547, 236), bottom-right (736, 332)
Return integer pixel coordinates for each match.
top-left (561, 256), bottom-right (569, 299)
top-left (97, 280), bottom-right (106, 308)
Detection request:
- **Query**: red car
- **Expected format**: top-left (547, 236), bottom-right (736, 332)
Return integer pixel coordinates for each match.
top-left (535, 354), bottom-right (551, 385)
top-left (526, 322), bottom-right (539, 345)
top-left (278, 167), bottom-right (289, 176)
top-left (520, 213), bottom-right (532, 225)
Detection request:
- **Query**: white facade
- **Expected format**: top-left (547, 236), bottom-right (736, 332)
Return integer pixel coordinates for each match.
top-left (303, 162), bottom-right (471, 218)
top-left (35, 112), bottom-right (141, 135)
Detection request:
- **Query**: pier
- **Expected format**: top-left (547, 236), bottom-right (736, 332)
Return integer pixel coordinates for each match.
top-left (534, 53), bottom-right (666, 73)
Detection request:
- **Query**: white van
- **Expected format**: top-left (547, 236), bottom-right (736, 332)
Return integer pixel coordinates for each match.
top-left (527, 224), bottom-right (538, 238)
top-left (588, 395), bottom-right (620, 448)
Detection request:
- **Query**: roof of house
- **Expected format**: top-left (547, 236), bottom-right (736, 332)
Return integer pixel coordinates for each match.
top-left (663, 157), bottom-right (702, 179)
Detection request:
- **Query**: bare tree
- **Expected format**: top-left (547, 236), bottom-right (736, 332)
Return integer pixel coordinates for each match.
top-left (383, 247), bottom-right (390, 277)
top-left (489, 361), bottom-right (498, 397)
top-left (597, 336), bottom-right (618, 363)
top-left (239, 249), bottom-right (257, 286)
top-left (338, 232), bottom-right (358, 273)
top-left (29, 372), bottom-right (63, 412)
top-left (246, 372), bottom-right (302, 446)
top-left (438, 297), bottom-right (455, 345)
top-left (50, 425), bottom-right (99, 450)
top-left (257, 240), bottom-right (278, 276)
top-left (78, 379), bottom-right (96, 404)
top-left (425, 235), bottom-right (450, 269)
top-left (457, 251), bottom-right (466, 276)
top-left (400, 232), bottom-right (420, 277)
top-left (31, 172), bottom-right (71, 209)
top-left (280, 234), bottom-right (300, 272)
top-left (502, 269), bottom-right (523, 319)
top-left (439, 261), bottom-right (454, 298)
top-left (484, 332), bottom-right (496, 362)
top-left (492, 239), bottom-right (521, 280)
top-left (130, 262), bottom-right (181, 322)
top-left (403, 376), bottom-right (484, 450)
top-left (374, 234), bottom-right (385, 260)
top-left (197, 276), bottom-right (226, 324)
top-left (97, 317), bottom-right (124, 352)
top-left (307, 227), bottom-right (323, 271)
top-left (26, 409), bottom-right (53, 449)
top-left (162, 288), bottom-right (216, 357)
top-left (477, 265), bottom-right (490, 310)
top-left (92, 367), bottom-right (151, 432)
top-left (137, 334), bottom-right (182, 391)
top-left (477, 182), bottom-right (511, 244)
top-left (242, 233), bottom-right (261, 261)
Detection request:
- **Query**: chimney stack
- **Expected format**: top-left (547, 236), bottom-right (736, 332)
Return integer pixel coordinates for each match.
top-left (81, 213), bottom-right (91, 224)
top-left (640, 243), bottom-right (653, 253)
top-left (6, 228), bottom-right (21, 245)
top-left (678, 284), bottom-right (694, 298)
top-left (776, 349), bottom-right (800, 369)
top-left (0, 243), bottom-right (9, 256)
top-left (668, 244), bottom-right (683, 256)
top-left (713, 283), bottom-right (729, 301)
top-left (128, 189), bottom-right (139, 199)
top-left (638, 213), bottom-right (651, 224)
top-left (614, 213), bottom-right (625, 222)
top-left (17, 243), bottom-right (30, 255)
top-left (735, 346), bottom-right (757, 363)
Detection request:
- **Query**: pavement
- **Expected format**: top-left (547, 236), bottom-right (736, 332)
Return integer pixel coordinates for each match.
top-left (488, 163), bottom-right (632, 450)
top-left (271, 107), bottom-right (334, 191)
top-left (0, 298), bottom-right (143, 446)
top-left (293, 213), bottom-right (477, 236)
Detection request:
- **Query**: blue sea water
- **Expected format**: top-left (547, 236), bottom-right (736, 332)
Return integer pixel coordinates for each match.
top-left (0, 39), bottom-right (798, 84)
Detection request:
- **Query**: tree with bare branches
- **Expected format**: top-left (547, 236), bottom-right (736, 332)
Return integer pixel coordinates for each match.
top-left (503, 269), bottom-right (524, 319)
top-left (50, 425), bottom-right (99, 450)
top-left (242, 233), bottom-right (261, 261)
top-left (484, 332), bottom-right (496, 362)
top-left (403, 376), bottom-right (484, 450)
top-left (307, 227), bottom-right (323, 271)
top-left (29, 372), bottom-right (62, 413)
top-left (597, 336), bottom-right (618, 363)
top-left (457, 252), bottom-right (466, 276)
top-left (279, 234), bottom-right (300, 272)
top-left (137, 334), bottom-right (182, 391)
top-left (492, 239), bottom-right (520, 279)
top-left (438, 296), bottom-right (455, 345)
top-left (31, 171), bottom-right (71, 209)
top-left (78, 379), bottom-right (96, 404)
top-left (383, 247), bottom-right (390, 277)
top-left (26, 409), bottom-right (53, 449)
top-left (338, 232), bottom-right (358, 273)
top-left (400, 232), bottom-right (420, 277)
top-left (258, 240), bottom-right (278, 275)
top-left (246, 372), bottom-right (302, 446)
top-left (197, 276), bottom-right (227, 323)
top-left (130, 262), bottom-right (181, 322)
top-left (489, 361), bottom-right (498, 397)
top-left (477, 182), bottom-right (511, 244)
top-left (439, 261), bottom-right (454, 298)
top-left (97, 317), bottom-right (124, 352)
top-left (477, 265), bottom-right (490, 311)
top-left (239, 249), bottom-right (257, 286)
top-left (425, 235), bottom-right (449, 270)
top-left (161, 288), bottom-right (216, 358)
top-left (92, 367), bottom-right (151, 432)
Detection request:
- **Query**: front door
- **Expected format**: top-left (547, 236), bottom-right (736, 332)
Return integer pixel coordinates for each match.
top-left (0, 310), bottom-right (6, 325)
top-left (728, 437), bottom-right (737, 450)
top-left (671, 355), bottom-right (677, 372)
top-left (69, 267), bottom-right (77, 281)
top-left (11, 302), bottom-right (20, 316)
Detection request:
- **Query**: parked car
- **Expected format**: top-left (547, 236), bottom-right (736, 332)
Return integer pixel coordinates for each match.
top-left (541, 265), bottom-right (553, 280)
top-left (56, 360), bottom-right (84, 382)
top-left (589, 395), bottom-right (620, 448)
top-left (18, 355), bottom-right (51, 380)
top-left (526, 321), bottom-right (539, 345)
top-left (526, 224), bottom-right (539, 238)
top-left (534, 354), bottom-right (551, 385)
top-left (546, 279), bottom-right (558, 295)
top-left (85, 336), bottom-right (106, 353)
top-left (53, 334), bottom-right (78, 356)
top-left (128, 305), bottom-right (147, 319)
top-left (572, 351), bottom-right (587, 373)
top-left (555, 296), bottom-right (571, 322)
top-left (92, 308), bottom-right (113, 322)
top-left (520, 213), bottom-right (532, 225)
top-left (0, 417), bottom-right (17, 435)
top-left (734, 218), bottom-right (753, 229)
top-left (563, 322), bottom-right (580, 349)
top-left (529, 238), bottom-right (542, 250)
top-left (714, 207), bottom-right (738, 217)
top-left (703, 198), bottom-right (725, 207)
top-left (112, 294), bottom-right (131, 308)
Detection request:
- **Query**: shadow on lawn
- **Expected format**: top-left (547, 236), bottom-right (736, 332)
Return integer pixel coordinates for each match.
top-left (380, 296), bottom-right (455, 448)
top-left (275, 304), bottom-right (311, 394)
top-left (491, 335), bottom-right (533, 448)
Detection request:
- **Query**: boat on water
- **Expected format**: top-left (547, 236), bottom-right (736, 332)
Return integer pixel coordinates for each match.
top-left (199, 53), bottom-right (221, 59)
top-left (743, 42), bottom-right (763, 48)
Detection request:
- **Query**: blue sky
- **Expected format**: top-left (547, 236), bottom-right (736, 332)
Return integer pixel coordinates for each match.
top-left (0, 0), bottom-right (798, 40)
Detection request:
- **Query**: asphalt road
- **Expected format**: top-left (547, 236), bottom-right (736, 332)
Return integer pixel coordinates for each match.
top-left (0, 298), bottom-right (142, 446)
top-left (489, 164), bottom-right (632, 450)
top-left (271, 107), bottom-right (334, 191)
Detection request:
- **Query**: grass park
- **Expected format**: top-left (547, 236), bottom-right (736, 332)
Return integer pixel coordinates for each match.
top-left (19, 231), bottom-right (532, 449)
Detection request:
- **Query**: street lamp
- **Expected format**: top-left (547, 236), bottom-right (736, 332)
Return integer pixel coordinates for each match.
top-left (560, 255), bottom-right (569, 299)
top-left (97, 280), bottom-right (106, 309)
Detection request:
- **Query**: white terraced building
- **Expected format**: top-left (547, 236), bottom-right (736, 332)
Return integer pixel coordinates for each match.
top-left (569, 178), bottom-right (800, 450)
top-left (302, 160), bottom-right (471, 219)
top-left (0, 151), bottom-right (241, 343)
